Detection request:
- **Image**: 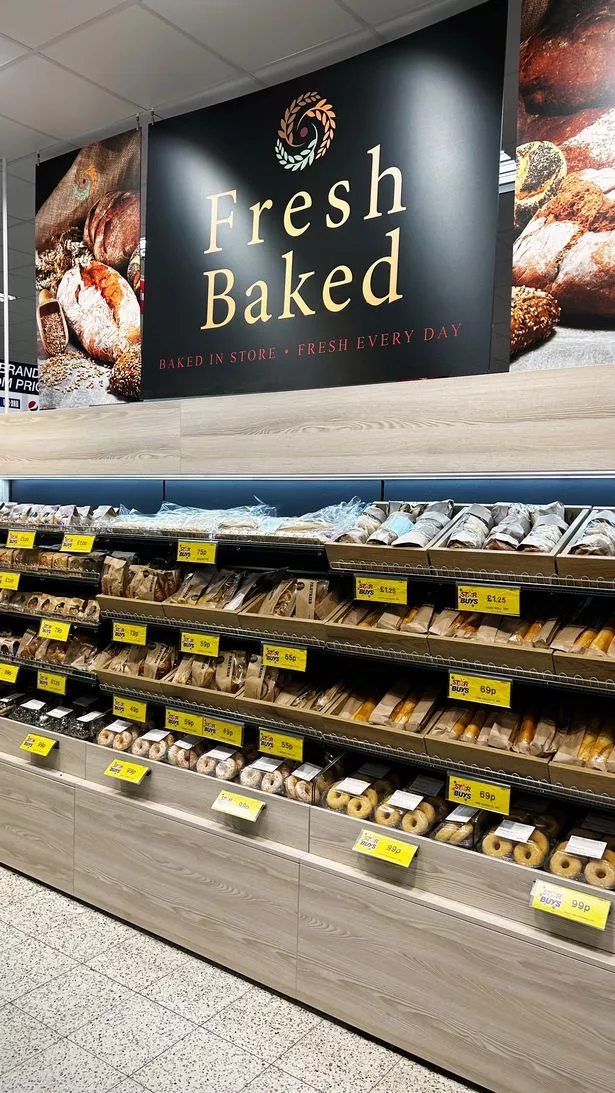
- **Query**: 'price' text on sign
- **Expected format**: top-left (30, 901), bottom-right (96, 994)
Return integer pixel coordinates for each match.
top-left (177, 540), bottom-right (217, 564)
top-left (448, 773), bottom-right (510, 815)
top-left (457, 584), bottom-right (520, 616)
top-left (112, 621), bottom-right (147, 646)
top-left (353, 829), bottom-right (417, 867)
top-left (355, 576), bottom-right (407, 605)
top-left (531, 880), bottom-right (610, 931)
top-left (262, 643), bottom-right (307, 672)
top-left (448, 671), bottom-right (511, 708)
top-left (259, 729), bottom-right (304, 761)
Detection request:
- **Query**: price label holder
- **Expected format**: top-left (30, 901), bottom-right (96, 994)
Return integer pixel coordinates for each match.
top-left (448, 772), bottom-right (510, 815)
top-left (448, 671), bottom-right (511, 708)
top-left (104, 759), bottom-right (150, 785)
top-left (258, 728), bottom-right (304, 761)
top-left (164, 708), bottom-right (243, 745)
top-left (20, 733), bottom-right (57, 757)
top-left (37, 670), bottom-right (67, 696)
top-left (180, 631), bottom-right (220, 657)
top-left (7, 530), bottom-right (35, 549)
top-left (212, 789), bottom-right (265, 822)
top-left (112, 621), bottom-right (147, 646)
top-left (0, 571), bottom-right (20, 590)
top-left (0, 663), bottom-right (19, 683)
top-left (60, 533), bottom-right (96, 554)
top-left (530, 879), bottom-right (610, 931)
top-left (355, 575), bottom-right (408, 605)
top-left (262, 643), bottom-right (307, 672)
top-left (38, 619), bottom-right (70, 642)
top-left (113, 695), bottom-right (148, 723)
top-left (457, 584), bottom-right (520, 616)
top-left (353, 829), bottom-right (417, 868)
top-left (177, 540), bottom-right (217, 565)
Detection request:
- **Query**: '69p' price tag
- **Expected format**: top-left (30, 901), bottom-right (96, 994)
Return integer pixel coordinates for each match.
top-left (448, 773), bottom-right (510, 815)
top-left (448, 671), bottom-right (511, 708)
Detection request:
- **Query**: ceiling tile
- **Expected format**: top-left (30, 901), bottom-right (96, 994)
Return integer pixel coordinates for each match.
top-left (6, 174), bottom-right (35, 221)
top-left (143, 0), bottom-right (360, 70)
top-left (7, 155), bottom-right (36, 182)
top-left (0, 34), bottom-right (28, 68)
top-left (44, 6), bottom-right (236, 109)
top-left (255, 28), bottom-right (377, 85)
top-left (0, 56), bottom-right (138, 139)
top-left (341, 0), bottom-right (426, 22)
top-left (8, 219), bottom-right (34, 255)
top-left (155, 74), bottom-right (260, 119)
top-left (0, 0), bottom-right (127, 49)
top-left (0, 114), bottom-right (57, 160)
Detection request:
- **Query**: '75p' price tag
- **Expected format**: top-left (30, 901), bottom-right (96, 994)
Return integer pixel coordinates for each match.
top-left (262, 643), bottom-right (307, 672)
top-left (448, 773), bottom-right (510, 815)
top-left (112, 621), bottom-right (147, 646)
top-left (531, 879), bottom-right (610, 931)
top-left (353, 829), bottom-right (417, 868)
top-left (177, 540), bottom-right (217, 564)
top-left (212, 790), bottom-right (264, 822)
top-left (259, 728), bottom-right (304, 761)
top-left (38, 619), bottom-right (70, 642)
top-left (355, 575), bottom-right (407, 605)
top-left (457, 584), bottom-right (520, 616)
top-left (448, 671), bottom-right (511, 708)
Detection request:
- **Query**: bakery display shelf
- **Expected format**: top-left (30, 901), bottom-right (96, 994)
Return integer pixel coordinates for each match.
top-left (0, 606), bottom-right (100, 630)
top-left (9, 654), bottom-right (97, 683)
top-left (0, 567), bottom-right (100, 585)
top-left (99, 604), bottom-right (328, 648)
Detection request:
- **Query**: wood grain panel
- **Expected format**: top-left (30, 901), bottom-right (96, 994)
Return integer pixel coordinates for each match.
top-left (0, 399), bottom-right (181, 476)
top-left (85, 742), bottom-right (310, 851)
top-left (298, 861), bottom-right (615, 1093)
top-left (0, 757), bottom-right (74, 892)
top-left (74, 785), bottom-right (299, 994)
top-left (0, 716), bottom-right (86, 778)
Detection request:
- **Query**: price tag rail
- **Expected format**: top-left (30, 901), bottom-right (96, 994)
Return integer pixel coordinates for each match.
top-left (0, 567), bottom-right (100, 585)
top-left (0, 605), bottom-right (100, 630)
top-left (97, 604), bottom-right (327, 648)
top-left (2, 653), bottom-right (97, 684)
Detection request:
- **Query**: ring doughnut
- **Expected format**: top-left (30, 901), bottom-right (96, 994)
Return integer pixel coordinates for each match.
top-left (529, 829), bottom-right (550, 856)
top-left (375, 805), bottom-right (401, 828)
top-left (196, 755), bottom-right (216, 775)
top-left (262, 770), bottom-right (284, 794)
top-left (285, 775), bottom-right (299, 799)
top-left (513, 841), bottom-right (545, 869)
top-left (295, 780), bottom-right (314, 804)
top-left (149, 741), bottom-right (168, 761)
top-left (114, 729), bottom-right (137, 752)
top-left (216, 758), bottom-right (238, 781)
top-left (550, 850), bottom-right (583, 880)
top-left (131, 738), bottom-right (151, 757)
top-left (417, 800), bottom-right (437, 825)
top-left (585, 859), bottom-right (615, 889)
top-left (347, 795), bottom-right (373, 819)
top-left (448, 822), bottom-right (474, 845)
top-left (240, 768), bottom-right (263, 789)
top-left (363, 787), bottom-right (379, 809)
top-left (326, 786), bottom-right (351, 811)
top-left (315, 775), bottom-right (330, 796)
top-left (176, 747), bottom-right (197, 770)
top-left (97, 728), bottom-right (115, 747)
top-left (481, 833), bottom-right (513, 859)
top-left (402, 809), bottom-right (430, 835)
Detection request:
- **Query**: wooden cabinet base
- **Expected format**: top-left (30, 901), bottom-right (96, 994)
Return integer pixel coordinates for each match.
top-left (0, 756), bottom-right (74, 893)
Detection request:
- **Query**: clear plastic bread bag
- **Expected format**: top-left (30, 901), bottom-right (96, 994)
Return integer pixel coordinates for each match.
top-left (549, 828), bottom-right (615, 890)
top-left (374, 773), bottom-right (447, 835)
top-left (239, 755), bottom-right (297, 795)
top-left (196, 744), bottom-right (245, 780)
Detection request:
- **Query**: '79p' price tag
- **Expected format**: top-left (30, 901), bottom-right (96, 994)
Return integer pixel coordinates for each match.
top-left (112, 621), bottom-right (147, 646)
top-left (38, 619), bottom-right (70, 642)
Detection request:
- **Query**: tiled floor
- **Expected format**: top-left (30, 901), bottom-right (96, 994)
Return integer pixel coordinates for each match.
top-left (0, 864), bottom-right (476, 1093)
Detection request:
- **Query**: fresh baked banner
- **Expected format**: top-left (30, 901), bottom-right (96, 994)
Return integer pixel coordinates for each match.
top-left (35, 131), bottom-right (142, 408)
top-left (142, 1), bottom-right (506, 400)
top-left (511, 0), bottom-right (614, 370)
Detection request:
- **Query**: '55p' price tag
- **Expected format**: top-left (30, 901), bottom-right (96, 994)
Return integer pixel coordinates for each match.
top-left (262, 643), bottom-right (307, 672)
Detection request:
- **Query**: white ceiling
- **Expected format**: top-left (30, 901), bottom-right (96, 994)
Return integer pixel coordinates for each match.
top-left (0, 0), bottom-right (512, 368)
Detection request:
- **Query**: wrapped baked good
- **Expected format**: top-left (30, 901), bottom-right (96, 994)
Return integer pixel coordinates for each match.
top-left (214, 650), bottom-right (248, 694)
top-left (243, 654), bottom-right (280, 701)
top-left (431, 805), bottom-right (486, 849)
top-left (367, 509), bottom-right (415, 546)
top-left (66, 707), bottom-right (110, 740)
top-left (481, 812), bottom-right (552, 870)
top-left (38, 705), bottom-right (73, 735)
top-left (285, 760), bottom-right (339, 805)
top-left (485, 504), bottom-right (532, 551)
top-left (101, 552), bottom-right (136, 596)
top-left (130, 728), bottom-right (175, 762)
top-left (0, 631), bottom-right (20, 658)
top-left (520, 514), bottom-right (568, 553)
top-left (589, 616), bottom-right (615, 659)
top-left (553, 711), bottom-right (603, 767)
top-left (571, 510), bottom-right (615, 557)
top-left (487, 710), bottom-right (522, 752)
top-left (448, 505), bottom-right (493, 549)
top-left (14, 697), bottom-right (49, 725)
top-left (199, 571), bottom-right (244, 609)
top-left (392, 502), bottom-right (453, 548)
top-left (324, 763), bottom-right (397, 819)
top-left (126, 562), bottom-right (181, 602)
top-left (374, 773), bottom-right (447, 835)
top-left (166, 736), bottom-right (204, 770)
top-left (549, 829), bottom-right (615, 891)
top-left (17, 629), bottom-right (45, 660)
top-left (239, 755), bottom-right (297, 795)
top-left (196, 744), bottom-right (245, 780)
top-left (141, 642), bottom-right (177, 680)
top-left (165, 570), bottom-right (213, 606)
top-left (399, 603), bottom-right (434, 633)
top-left (258, 577), bottom-right (296, 618)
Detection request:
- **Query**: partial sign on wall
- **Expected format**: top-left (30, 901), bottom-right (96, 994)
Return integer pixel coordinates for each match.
top-left (142, 1), bottom-right (507, 401)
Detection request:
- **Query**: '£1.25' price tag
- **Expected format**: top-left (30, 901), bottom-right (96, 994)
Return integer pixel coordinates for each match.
top-left (531, 879), bottom-right (610, 931)
top-left (448, 773), bottom-right (510, 815)
top-left (60, 533), bottom-right (95, 554)
top-left (457, 584), bottom-right (520, 617)
top-left (355, 575), bottom-right (407, 605)
top-left (353, 829), bottom-right (417, 868)
top-left (262, 643), bottom-right (307, 672)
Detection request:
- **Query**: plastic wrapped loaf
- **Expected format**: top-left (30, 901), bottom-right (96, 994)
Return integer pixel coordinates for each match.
top-left (571, 510), bottom-right (615, 557)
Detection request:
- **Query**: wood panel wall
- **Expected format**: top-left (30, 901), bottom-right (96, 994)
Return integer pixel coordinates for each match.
top-left (1, 365), bottom-right (613, 477)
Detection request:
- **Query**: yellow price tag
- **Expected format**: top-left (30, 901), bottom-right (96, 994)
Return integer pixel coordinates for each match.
top-left (531, 879), bottom-right (610, 931)
top-left (113, 695), bottom-right (147, 723)
top-left (37, 670), bottom-right (66, 696)
top-left (180, 631), bottom-right (220, 656)
top-left (60, 533), bottom-right (95, 553)
top-left (7, 530), bottom-right (35, 549)
top-left (177, 540), bottom-right (217, 564)
top-left (38, 619), bottom-right (70, 642)
top-left (212, 790), bottom-right (264, 822)
top-left (258, 728), bottom-right (304, 761)
top-left (20, 734), bottom-right (57, 757)
top-left (0, 662), bottom-right (19, 683)
top-left (0, 571), bottom-right (20, 590)
top-left (165, 708), bottom-right (205, 736)
top-left (104, 759), bottom-right (150, 785)
top-left (354, 575), bottom-right (407, 605)
top-left (448, 773), bottom-right (510, 815)
top-left (353, 829), bottom-right (417, 868)
top-left (112, 621), bottom-right (147, 646)
top-left (448, 671), bottom-right (511, 708)
top-left (262, 643), bottom-right (307, 672)
top-left (457, 584), bottom-right (520, 616)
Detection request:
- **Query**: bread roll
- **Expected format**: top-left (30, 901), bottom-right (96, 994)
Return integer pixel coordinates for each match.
top-left (57, 261), bottom-right (140, 363)
top-left (84, 191), bottom-right (140, 271)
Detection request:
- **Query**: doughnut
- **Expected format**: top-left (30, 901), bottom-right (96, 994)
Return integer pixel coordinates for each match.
top-left (262, 770), bottom-right (284, 794)
top-left (401, 809), bottom-right (430, 835)
top-left (417, 800), bottom-right (437, 825)
top-left (604, 849), bottom-right (615, 866)
top-left (240, 768), bottom-right (263, 789)
top-left (97, 728), bottom-right (115, 748)
top-left (216, 758), bottom-right (238, 781)
top-left (363, 787), bottom-right (379, 809)
top-left (315, 774), bottom-right (330, 797)
top-left (176, 747), bottom-right (197, 770)
top-left (448, 822), bottom-right (474, 845)
top-left (196, 755), bottom-right (216, 775)
top-left (285, 775), bottom-right (299, 799)
top-left (550, 850), bottom-right (583, 880)
top-left (131, 738), bottom-right (151, 758)
top-left (234, 753), bottom-right (245, 773)
top-left (513, 841), bottom-right (546, 869)
top-left (295, 780), bottom-right (314, 804)
top-left (529, 829), bottom-right (550, 856)
top-left (585, 859), bottom-right (615, 889)
top-left (114, 729), bottom-right (137, 752)
top-left (375, 805), bottom-right (402, 828)
top-left (326, 786), bottom-right (351, 811)
top-left (347, 795), bottom-right (373, 820)
top-left (149, 741), bottom-right (168, 761)
top-left (481, 833), bottom-right (513, 859)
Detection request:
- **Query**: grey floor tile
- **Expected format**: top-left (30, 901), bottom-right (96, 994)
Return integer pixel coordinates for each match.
top-left (70, 991), bottom-right (196, 1076)
top-left (372, 1057), bottom-right (476, 1092)
top-left (13, 965), bottom-right (136, 1035)
top-left (0, 935), bottom-right (77, 1005)
top-left (0, 1002), bottom-right (59, 1076)
top-left (40, 907), bottom-right (133, 963)
top-left (112, 1083), bottom-right (148, 1093)
top-left (243, 1066), bottom-right (320, 1093)
top-left (0, 1038), bottom-right (122, 1093)
top-left (87, 931), bottom-right (192, 992)
top-left (135, 1027), bottom-right (265, 1093)
top-left (277, 1022), bottom-right (400, 1093)
top-left (144, 959), bottom-right (251, 1024)
top-left (0, 867), bottom-right (40, 909)
top-left (0, 888), bottom-right (85, 936)
top-left (206, 984), bottom-right (322, 1063)
top-left (0, 921), bottom-right (27, 955)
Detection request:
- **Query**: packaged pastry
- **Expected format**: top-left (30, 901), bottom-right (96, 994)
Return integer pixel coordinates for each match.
top-left (0, 690), bottom-right (28, 717)
top-left (0, 631), bottom-right (20, 658)
top-left (485, 503), bottom-right (532, 551)
top-left (589, 615), bottom-right (615, 659)
top-left (243, 654), bottom-right (280, 701)
top-left (431, 805), bottom-right (485, 849)
top-left (166, 736), bottom-right (204, 769)
top-left (285, 760), bottom-right (338, 804)
top-left (37, 705), bottom-right (73, 735)
top-left (239, 755), bottom-right (298, 795)
top-left (553, 710), bottom-right (604, 767)
top-left (125, 562), bottom-right (181, 602)
top-left (101, 552), bottom-right (137, 596)
top-left (258, 577), bottom-right (297, 618)
top-left (15, 697), bottom-right (49, 725)
top-left (448, 504), bottom-right (493, 549)
top-left (480, 812), bottom-right (552, 869)
top-left (513, 708), bottom-right (559, 757)
top-left (130, 727), bottom-right (175, 761)
top-left (67, 707), bottom-right (110, 741)
top-left (200, 570), bottom-right (244, 609)
top-left (400, 603), bottom-right (434, 633)
top-left (214, 650), bottom-right (248, 694)
top-left (549, 829), bottom-right (615, 890)
top-left (165, 570), bottom-right (213, 605)
top-left (367, 509), bottom-right (415, 546)
top-left (392, 502), bottom-right (453, 548)
top-left (141, 642), bottom-right (178, 680)
top-left (324, 762), bottom-right (397, 820)
top-left (571, 510), bottom-right (615, 557)
top-left (374, 773), bottom-right (447, 834)
top-left (97, 718), bottom-right (132, 748)
top-left (520, 513), bottom-right (568, 553)
top-left (196, 744), bottom-right (245, 780)
top-left (487, 710), bottom-right (522, 752)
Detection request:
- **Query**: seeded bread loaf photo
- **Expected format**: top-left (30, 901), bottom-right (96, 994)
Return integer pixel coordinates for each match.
top-left (56, 261), bottom-right (140, 363)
